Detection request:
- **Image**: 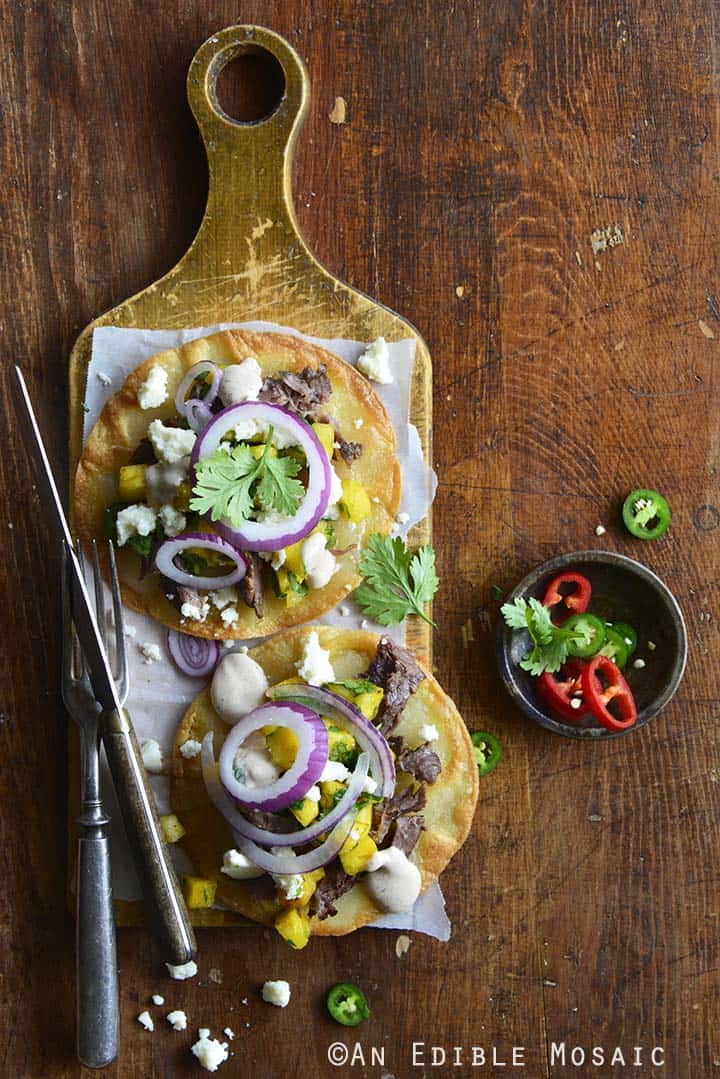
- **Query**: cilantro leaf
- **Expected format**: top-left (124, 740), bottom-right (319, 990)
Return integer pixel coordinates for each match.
top-left (520, 635), bottom-right (570, 675)
top-left (501, 595), bottom-right (580, 675)
top-left (190, 433), bottom-right (304, 527)
top-left (409, 545), bottom-right (439, 606)
top-left (355, 533), bottom-right (439, 627)
top-left (500, 596), bottom-right (531, 630)
top-left (256, 452), bottom-right (303, 516)
top-left (332, 678), bottom-right (378, 695)
top-left (190, 445), bottom-right (258, 524)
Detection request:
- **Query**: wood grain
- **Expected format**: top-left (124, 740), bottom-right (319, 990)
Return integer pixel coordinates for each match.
top-left (1, 2), bottom-right (719, 1076)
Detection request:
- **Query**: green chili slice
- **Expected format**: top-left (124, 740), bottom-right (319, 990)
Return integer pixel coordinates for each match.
top-left (598, 625), bottom-right (629, 669)
top-left (612, 622), bottom-right (637, 656)
top-left (471, 731), bottom-right (502, 776)
top-left (564, 613), bottom-right (606, 658)
top-left (622, 488), bottom-right (671, 540)
top-left (327, 983), bottom-right (370, 1026)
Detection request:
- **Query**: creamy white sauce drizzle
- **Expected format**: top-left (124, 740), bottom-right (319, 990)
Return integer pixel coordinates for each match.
top-left (364, 846), bottom-right (422, 913)
top-left (210, 652), bottom-right (269, 725)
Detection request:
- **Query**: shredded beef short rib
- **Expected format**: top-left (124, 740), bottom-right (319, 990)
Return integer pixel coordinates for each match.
top-left (242, 807), bottom-right (294, 834)
top-left (309, 864), bottom-right (356, 920)
top-left (258, 364), bottom-right (331, 421)
top-left (389, 736), bottom-right (442, 785)
top-left (372, 783), bottom-right (427, 847)
top-left (392, 813), bottom-right (425, 856)
top-left (129, 437), bottom-right (157, 465)
top-left (365, 637), bottom-right (426, 736)
top-left (238, 551), bottom-right (264, 619)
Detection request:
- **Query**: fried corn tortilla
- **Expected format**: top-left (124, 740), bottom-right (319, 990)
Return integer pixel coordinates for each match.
top-left (171, 627), bottom-right (479, 935)
top-left (73, 329), bottom-right (401, 639)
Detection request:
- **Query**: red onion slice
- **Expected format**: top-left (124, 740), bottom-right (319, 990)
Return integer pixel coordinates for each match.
top-left (190, 401), bottom-right (331, 552)
top-left (201, 734), bottom-right (355, 873)
top-left (185, 399), bottom-right (214, 433)
top-left (167, 630), bottom-right (220, 677)
top-left (175, 361), bottom-right (221, 419)
top-left (201, 733), bottom-right (368, 848)
top-left (230, 817), bottom-right (354, 875)
top-left (218, 702), bottom-right (328, 812)
top-left (155, 531), bottom-right (247, 591)
top-left (269, 684), bottom-right (395, 798)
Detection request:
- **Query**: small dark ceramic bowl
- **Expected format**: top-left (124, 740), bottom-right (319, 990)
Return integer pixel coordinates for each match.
top-left (496, 550), bottom-right (687, 739)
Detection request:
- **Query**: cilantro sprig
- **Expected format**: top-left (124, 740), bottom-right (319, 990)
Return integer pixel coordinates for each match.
top-left (190, 428), bottom-right (304, 527)
top-left (500, 596), bottom-right (585, 675)
top-left (354, 533), bottom-right (439, 627)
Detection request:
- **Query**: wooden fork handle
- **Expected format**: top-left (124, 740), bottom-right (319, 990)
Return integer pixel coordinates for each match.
top-left (101, 709), bottom-right (196, 966)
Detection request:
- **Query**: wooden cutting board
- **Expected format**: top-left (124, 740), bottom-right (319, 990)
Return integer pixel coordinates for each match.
top-left (67, 24), bottom-right (433, 926)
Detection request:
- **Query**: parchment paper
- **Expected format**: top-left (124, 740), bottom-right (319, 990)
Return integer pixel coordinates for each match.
top-left (83, 323), bottom-right (449, 940)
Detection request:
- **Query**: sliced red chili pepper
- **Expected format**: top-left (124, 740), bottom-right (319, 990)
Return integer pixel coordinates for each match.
top-left (542, 572), bottom-right (592, 625)
top-left (581, 654), bottom-right (637, 732)
top-left (537, 659), bottom-right (588, 721)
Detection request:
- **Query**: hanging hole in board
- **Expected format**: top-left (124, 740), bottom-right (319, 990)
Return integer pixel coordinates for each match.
top-left (213, 47), bottom-right (286, 125)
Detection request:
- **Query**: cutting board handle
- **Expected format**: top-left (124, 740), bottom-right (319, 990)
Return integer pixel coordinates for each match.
top-left (186, 25), bottom-right (310, 254)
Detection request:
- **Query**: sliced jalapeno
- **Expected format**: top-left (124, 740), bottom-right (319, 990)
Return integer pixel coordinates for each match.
top-left (612, 622), bottom-right (637, 656)
top-left (327, 983), bottom-right (370, 1026)
top-left (598, 625), bottom-right (629, 669)
top-left (564, 613), bottom-right (607, 658)
top-left (622, 488), bottom-right (671, 540)
top-left (471, 731), bottom-right (502, 776)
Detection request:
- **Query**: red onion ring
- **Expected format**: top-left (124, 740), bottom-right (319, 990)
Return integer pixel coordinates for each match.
top-left (190, 401), bottom-right (331, 552)
top-left (218, 702), bottom-right (328, 812)
top-left (185, 399), bottom-right (214, 433)
top-left (201, 734), bottom-right (355, 874)
top-left (167, 630), bottom-right (220, 677)
top-left (155, 531), bottom-right (247, 590)
top-left (201, 734), bottom-right (368, 848)
top-left (175, 361), bottom-right (220, 419)
top-left (268, 684), bottom-right (395, 798)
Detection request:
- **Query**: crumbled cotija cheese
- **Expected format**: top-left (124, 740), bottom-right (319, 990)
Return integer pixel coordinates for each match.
top-left (137, 366), bottom-right (169, 409)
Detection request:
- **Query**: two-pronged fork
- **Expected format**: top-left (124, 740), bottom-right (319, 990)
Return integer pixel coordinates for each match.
top-left (84, 538), bottom-right (196, 969)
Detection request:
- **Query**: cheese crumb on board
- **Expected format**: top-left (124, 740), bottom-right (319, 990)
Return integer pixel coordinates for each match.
top-left (137, 1011), bottom-right (154, 1031)
top-left (166, 959), bottom-right (198, 980)
top-left (191, 1034), bottom-right (229, 1072)
top-left (262, 980), bottom-right (291, 1007)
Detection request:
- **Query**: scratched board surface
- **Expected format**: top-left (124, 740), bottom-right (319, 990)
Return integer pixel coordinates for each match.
top-left (2, 3), bottom-right (720, 1077)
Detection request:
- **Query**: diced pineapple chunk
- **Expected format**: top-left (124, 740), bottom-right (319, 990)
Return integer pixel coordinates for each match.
top-left (283, 539), bottom-right (306, 582)
top-left (174, 480), bottom-right (192, 512)
top-left (319, 780), bottom-right (346, 813)
top-left (118, 464), bottom-right (147, 503)
top-left (311, 422), bottom-right (335, 459)
top-left (274, 906), bottom-right (311, 949)
top-left (339, 478), bottom-right (372, 522)
top-left (339, 803), bottom-right (373, 855)
top-left (327, 682), bottom-right (384, 722)
top-left (284, 868), bottom-right (324, 908)
top-left (250, 442), bottom-right (277, 460)
top-left (289, 795), bottom-right (319, 827)
top-left (354, 687), bottom-right (384, 721)
top-left (339, 834), bottom-right (378, 875)
top-left (181, 875), bottom-right (216, 909)
top-left (323, 720), bottom-right (357, 762)
top-left (265, 726), bottom-right (298, 770)
top-left (159, 813), bottom-right (186, 844)
top-left (275, 568), bottom-right (304, 607)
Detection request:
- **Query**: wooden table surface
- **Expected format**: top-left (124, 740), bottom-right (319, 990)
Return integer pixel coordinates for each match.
top-left (2, 2), bottom-right (719, 1076)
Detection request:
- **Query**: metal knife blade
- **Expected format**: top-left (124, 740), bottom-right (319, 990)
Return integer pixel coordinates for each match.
top-left (14, 365), bottom-right (122, 712)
